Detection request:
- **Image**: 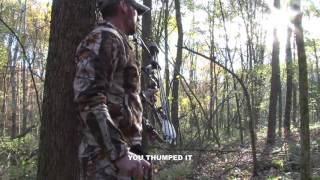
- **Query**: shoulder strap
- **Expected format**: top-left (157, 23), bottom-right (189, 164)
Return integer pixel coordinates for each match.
top-left (94, 26), bottom-right (128, 93)
top-left (95, 27), bottom-right (127, 63)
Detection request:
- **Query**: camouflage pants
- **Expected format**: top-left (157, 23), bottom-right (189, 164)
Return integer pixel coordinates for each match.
top-left (78, 104), bottom-right (130, 180)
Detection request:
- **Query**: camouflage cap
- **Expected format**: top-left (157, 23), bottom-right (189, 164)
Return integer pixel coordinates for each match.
top-left (97, 0), bottom-right (150, 15)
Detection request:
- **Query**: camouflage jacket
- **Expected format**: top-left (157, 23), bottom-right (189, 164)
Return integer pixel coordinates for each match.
top-left (73, 21), bottom-right (143, 161)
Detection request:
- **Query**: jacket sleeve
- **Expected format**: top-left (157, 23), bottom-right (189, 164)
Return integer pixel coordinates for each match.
top-left (97, 33), bottom-right (129, 161)
top-left (85, 104), bottom-right (129, 162)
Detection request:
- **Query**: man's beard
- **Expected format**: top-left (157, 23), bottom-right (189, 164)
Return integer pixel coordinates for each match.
top-left (128, 23), bottom-right (136, 35)
top-left (128, 28), bottom-right (135, 35)
top-left (126, 17), bottom-right (136, 35)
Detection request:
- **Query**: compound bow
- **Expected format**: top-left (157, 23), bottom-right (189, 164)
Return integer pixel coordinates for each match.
top-left (133, 34), bottom-right (177, 145)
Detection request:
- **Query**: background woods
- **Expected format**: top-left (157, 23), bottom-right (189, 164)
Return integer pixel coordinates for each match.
top-left (0, 0), bottom-right (320, 179)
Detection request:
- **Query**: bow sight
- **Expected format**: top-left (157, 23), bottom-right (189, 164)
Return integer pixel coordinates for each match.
top-left (133, 34), bottom-right (177, 144)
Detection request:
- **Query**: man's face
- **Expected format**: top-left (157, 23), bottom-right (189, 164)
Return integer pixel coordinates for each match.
top-left (124, 2), bottom-right (138, 35)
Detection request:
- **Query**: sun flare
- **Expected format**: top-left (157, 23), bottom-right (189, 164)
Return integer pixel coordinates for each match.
top-left (264, 2), bottom-right (301, 61)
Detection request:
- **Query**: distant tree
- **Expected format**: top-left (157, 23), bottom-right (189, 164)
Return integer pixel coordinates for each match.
top-left (266, 0), bottom-right (281, 145)
top-left (312, 40), bottom-right (320, 122)
top-left (292, 2), bottom-right (311, 179)
top-left (141, 0), bottom-right (152, 152)
top-left (284, 26), bottom-right (293, 139)
top-left (171, 0), bottom-right (183, 142)
top-left (164, 0), bottom-right (170, 97)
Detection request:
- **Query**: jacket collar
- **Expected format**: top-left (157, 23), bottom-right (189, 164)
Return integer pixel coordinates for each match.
top-left (97, 20), bottom-right (133, 50)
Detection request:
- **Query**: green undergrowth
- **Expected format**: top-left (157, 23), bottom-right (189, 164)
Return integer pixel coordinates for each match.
top-left (153, 122), bottom-right (320, 179)
top-left (0, 134), bottom-right (38, 180)
top-left (154, 160), bottom-right (193, 180)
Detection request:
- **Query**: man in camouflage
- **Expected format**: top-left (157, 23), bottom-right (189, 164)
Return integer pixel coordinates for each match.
top-left (73, 0), bottom-right (151, 179)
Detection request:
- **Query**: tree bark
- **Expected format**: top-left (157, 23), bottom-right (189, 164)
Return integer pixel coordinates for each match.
top-left (1, 50), bottom-right (11, 136)
top-left (292, 82), bottom-right (298, 125)
top-left (22, 0), bottom-right (28, 133)
top-left (266, 0), bottom-right (281, 144)
top-left (141, 0), bottom-right (152, 152)
top-left (9, 36), bottom-right (19, 138)
top-left (278, 82), bottom-right (282, 137)
top-left (235, 88), bottom-right (244, 145)
top-left (312, 40), bottom-right (320, 122)
top-left (171, 0), bottom-right (183, 143)
top-left (36, 0), bottom-right (95, 179)
top-left (208, 3), bottom-right (215, 138)
top-left (266, 27), bottom-right (280, 145)
top-left (284, 28), bottom-right (293, 139)
top-left (292, 39), bottom-right (298, 126)
top-left (164, 0), bottom-right (170, 98)
top-left (22, 51), bottom-right (28, 132)
top-left (293, 9), bottom-right (311, 180)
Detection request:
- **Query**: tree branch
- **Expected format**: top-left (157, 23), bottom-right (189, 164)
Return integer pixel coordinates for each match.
top-left (181, 46), bottom-right (258, 176)
top-left (0, 17), bottom-right (42, 120)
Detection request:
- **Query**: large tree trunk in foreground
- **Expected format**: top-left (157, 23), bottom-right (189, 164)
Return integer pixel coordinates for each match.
top-left (37, 1), bottom-right (95, 179)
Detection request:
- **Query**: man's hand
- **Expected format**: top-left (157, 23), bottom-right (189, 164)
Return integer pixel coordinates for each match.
top-left (114, 151), bottom-right (150, 180)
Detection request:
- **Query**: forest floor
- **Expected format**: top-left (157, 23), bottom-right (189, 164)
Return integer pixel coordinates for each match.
top-left (152, 123), bottom-right (320, 180)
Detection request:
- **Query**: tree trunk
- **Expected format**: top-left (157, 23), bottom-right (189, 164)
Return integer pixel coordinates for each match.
top-left (141, 0), bottom-right (152, 152)
top-left (171, 0), bottom-right (183, 143)
top-left (293, 8), bottom-right (311, 180)
top-left (312, 40), bottom-right (320, 122)
top-left (0, 68), bottom-right (3, 134)
top-left (36, 0), bottom-right (95, 179)
top-left (226, 79), bottom-right (230, 137)
top-left (164, 0), bottom-right (170, 97)
top-left (9, 37), bottom-right (19, 138)
top-left (278, 82), bottom-right (282, 138)
top-left (214, 62), bottom-right (219, 136)
top-left (284, 28), bottom-right (293, 139)
top-left (182, 46), bottom-right (258, 176)
top-left (266, 0), bottom-right (281, 144)
top-left (208, 6), bottom-right (215, 137)
top-left (266, 27), bottom-right (280, 145)
top-left (22, 53), bottom-right (28, 132)
top-left (292, 39), bottom-right (298, 126)
top-left (209, 56), bottom-right (214, 137)
top-left (22, 0), bottom-right (28, 132)
top-left (4, 35), bottom-right (13, 137)
top-left (2, 55), bottom-right (10, 136)
top-left (212, 1), bottom-right (220, 138)
top-left (229, 47), bottom-right (243, 145)
top-left (231, 72), bottom-right (244, 145)
top-left (292, 82), bottom-right (298, 125)
top-left (16, 55), bottom-right (21, 134)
